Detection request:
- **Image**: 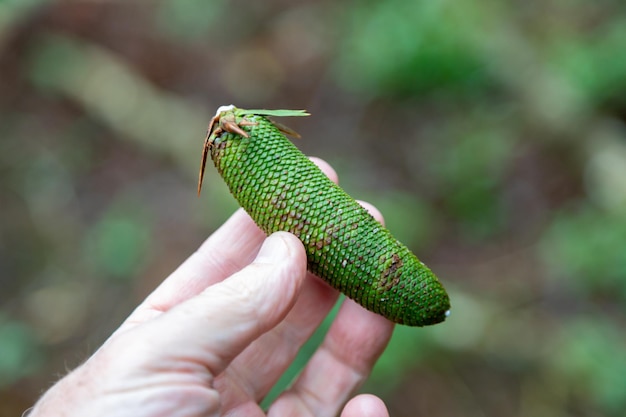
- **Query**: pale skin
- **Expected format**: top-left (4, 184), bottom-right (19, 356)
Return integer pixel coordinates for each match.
top-left (29, 158), bottom-right (394, 417)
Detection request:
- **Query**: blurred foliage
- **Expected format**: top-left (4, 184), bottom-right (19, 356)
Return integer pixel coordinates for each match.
top-left (85, 201), bottom-right (152, 281)
top-left (542, 206), bottom-right (626, 300)
top-left (552, 318), bottom-right (626, 415)
top-left (0, 314), bottom-right (43, 388)
top-left (1, 0), bottom-right (626, 416)
top-left (550, 16), bottom-right (626, 106)
top-left (155, 0), bottom-right (226, 41)
top-left (334, 0), bottom-right (495, 97)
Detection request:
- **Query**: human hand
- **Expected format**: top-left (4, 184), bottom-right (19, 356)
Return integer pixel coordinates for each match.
top-left (29, 158), bottom-right (394, 417)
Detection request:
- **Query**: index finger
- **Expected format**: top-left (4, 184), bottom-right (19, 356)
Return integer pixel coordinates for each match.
top-left (121, 157), bottom-right (339, 327)
top-left (268, 302), bottom-right (394, 417)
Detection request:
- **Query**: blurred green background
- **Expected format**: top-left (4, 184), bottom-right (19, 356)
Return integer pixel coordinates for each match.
top-left (2, 0), bottom-right (626, 416)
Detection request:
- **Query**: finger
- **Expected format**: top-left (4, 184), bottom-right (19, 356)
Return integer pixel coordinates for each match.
top-left (122, 157), bottom-right (339, 328)
top-left (356, 200), bottom-right (384, 225)
top-left (146, 208), bottom-right (264, 305)
top-left (117, 232), bottom-right (308, 378)
top-left (215, 274), bottom-right (339, 412)
top-left (217, 199), bottom-right (386, 409)
top-left (341, 394), bottom-right (389, 417)
top-left (309, 156), bottom-right (338, 184)
top-left (118, 208), bottom-right (266, 330)
top-left (268, 298), bottom-right (394, 417)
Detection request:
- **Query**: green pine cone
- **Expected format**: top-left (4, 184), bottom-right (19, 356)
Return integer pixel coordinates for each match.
top-left (199, 105), bottom-right (450, 326)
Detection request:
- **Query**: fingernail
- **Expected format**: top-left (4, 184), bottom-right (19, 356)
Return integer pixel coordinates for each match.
top-left (256, 233), bottom-right (288, 264)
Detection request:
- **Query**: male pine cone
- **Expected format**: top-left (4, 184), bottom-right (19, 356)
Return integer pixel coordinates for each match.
top-left (200, 106), bottom-right (450, 326)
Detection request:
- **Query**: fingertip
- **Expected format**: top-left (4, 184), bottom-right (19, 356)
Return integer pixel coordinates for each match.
top-left (356, 200), bottom-right (385, 226)
top-left (341, 394), bottom-right (389, 417)
top-left (332, 298), bottom-right (395, 363)
top-left (253, 232), bottom-right (308, 307)
top-left (306, 158), bottom-right (384, 227)
top-left (256, 231), bottom-right (306, 266)
top-left (309, 156), bottom-right (339, 184)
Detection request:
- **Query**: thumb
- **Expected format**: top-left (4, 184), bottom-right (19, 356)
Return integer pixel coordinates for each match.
top-left (128, 232), bottom-right (308, 376)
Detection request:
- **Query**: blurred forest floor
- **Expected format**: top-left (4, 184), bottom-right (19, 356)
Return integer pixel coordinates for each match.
top-left (2, 1), bottom-right (626, 416)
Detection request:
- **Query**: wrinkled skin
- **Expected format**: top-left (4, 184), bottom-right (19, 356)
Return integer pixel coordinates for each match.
top-left (29, 158), bottom-right (394, 417)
